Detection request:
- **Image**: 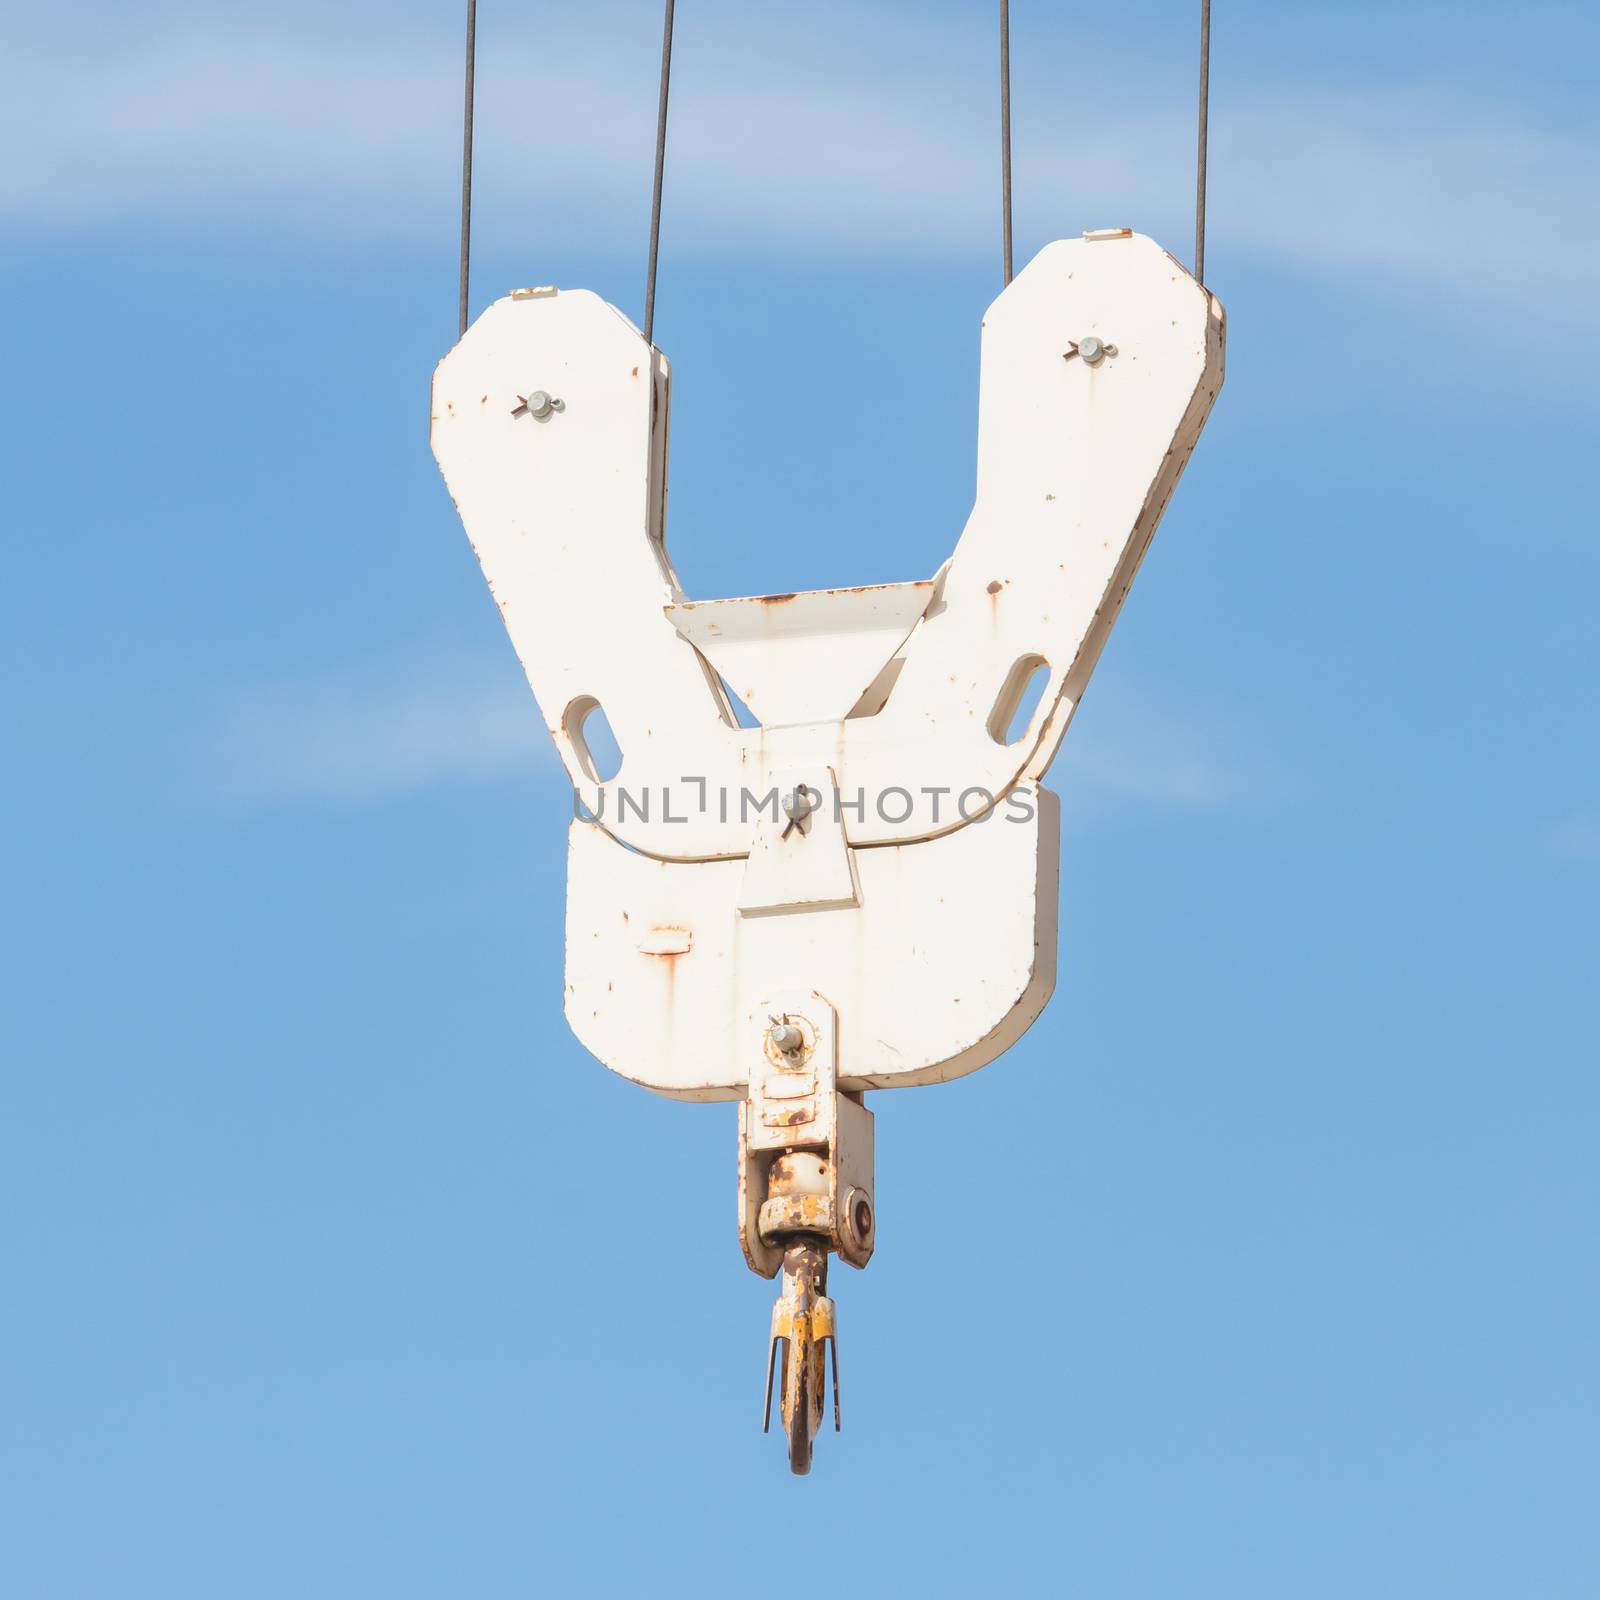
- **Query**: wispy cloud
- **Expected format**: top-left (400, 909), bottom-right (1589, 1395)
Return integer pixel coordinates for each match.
top-left (1054, 678), bottom-right (1314, 821)
top-left (4, 8), bottom-right (1598, 316)
top-left (195, 656), bottom-right (547, 808)
top-left (1532, 814), bottom-right (1600, 865)
top-left (179, 645), bottom-right (1298, 823)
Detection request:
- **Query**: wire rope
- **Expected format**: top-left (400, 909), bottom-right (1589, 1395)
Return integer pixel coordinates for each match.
top-left (1195, 0), bottom-right (1211, 284)
top-left (645, 0), bottom-right (677, 345)
top-left (458, 0), bottom-right (477, 338)
top-left (1000, 1), bottom-right (1014, 284)
top-left (454, 7), bottom-right (1208, 336)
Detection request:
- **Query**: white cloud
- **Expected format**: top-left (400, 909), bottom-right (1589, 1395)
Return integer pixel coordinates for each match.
top-left (198, 657), bottom-right (548, 808)
top-left (1054, 677), bottom-right (1313, 820)
top-left (4, 9), bottom-right (1598, 317)
top-left (183, 645), bottom-right (1298, 822)
top-left (1217, 97), bottom-right (1600, 307)
top-left (0, 27), bottom-right (463, 222)
top-left (1533, 814), bottom-right (1600, 865)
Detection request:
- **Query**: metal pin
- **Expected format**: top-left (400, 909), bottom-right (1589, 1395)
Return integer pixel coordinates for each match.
top-left (512, 389), bottom-right (564, 419)
top-left (769, 1019), bottom-right (804, 1055)
top-left (763, 1337), bottom-right (780, 1432)
top-left (1064, 336), bottom-right (1117, 366)
top-left (829, 1333), bottom-right (841, 1432)
top-left (780, 786), bottom-right (818, 839)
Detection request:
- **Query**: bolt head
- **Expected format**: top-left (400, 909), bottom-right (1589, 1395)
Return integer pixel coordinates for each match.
top-left (769, 1022), bottom-right (804, 1055)
top-left (782, 786), bottom-right (818, 820)
top-left (527, 389), bottom-right (554, 418)
top-left (843, 1186), bottom-right (874, 1250)
top-left (1079, 335), bottom-right (1105, 364)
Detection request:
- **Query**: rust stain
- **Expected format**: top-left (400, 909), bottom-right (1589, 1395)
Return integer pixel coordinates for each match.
top-left (761, 1194), bottom-right (833, 1232)
top-left (986, 580), bottom-right (1004, 595)
top-left (760, 592), bottom-right (798, 605)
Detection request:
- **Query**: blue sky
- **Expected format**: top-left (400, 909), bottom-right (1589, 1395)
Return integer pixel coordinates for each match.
top-left (3, 1), bottom-right (1597, 1594)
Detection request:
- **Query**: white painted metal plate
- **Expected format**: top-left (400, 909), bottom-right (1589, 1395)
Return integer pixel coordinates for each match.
top-left (564, 784), bottom-right (1059, 1099)
top-left (433, 234), bottom-right (1224, 861)
top-left (737, 766), bottom-right (859, 915)
top-left (666, 582), bottom-right (934, 728)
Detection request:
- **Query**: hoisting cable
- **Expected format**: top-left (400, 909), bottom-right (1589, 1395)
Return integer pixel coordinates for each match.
top-left (641, 4), bottom-right (1014, 330)
top-left (456, 8), bottom-right (1204, 335)
top-left (645, 0), bottom-right (677, 346)
top-left (458, 0), bottom-right (477, 338)
top-left (1194, 0), bottom-right (1211, 285)
top-left (999, 1), bottom-right (1014, 284)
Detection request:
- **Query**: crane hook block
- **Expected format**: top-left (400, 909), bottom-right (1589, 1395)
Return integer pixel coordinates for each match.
top-left (431, 232), bottom-right (1224, 1470)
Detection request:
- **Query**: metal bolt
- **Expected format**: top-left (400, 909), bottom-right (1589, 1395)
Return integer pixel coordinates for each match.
top-left (841, 1186), bottom-right (873, 1252)
top-left (1065, 336), bottom-right (1118, 366)
top-left (769, 1021), bottom-right (805, 1055)
top-left (780, 785), bottom-right (819, 839)
top-left (512, 389), bottom-right (564, 419)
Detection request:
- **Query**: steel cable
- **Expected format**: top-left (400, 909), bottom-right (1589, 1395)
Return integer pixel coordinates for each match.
top-left (1000, 0), bottom-right (1014, 285)
top-left (458, 0), bottom-right (477, 338)
top-left (645, 0), bottom-right (676, 346)
top-left (1195, 0), bottom-right (1211, 284)
top-left (455, 8), bottom-right (1207, 336)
